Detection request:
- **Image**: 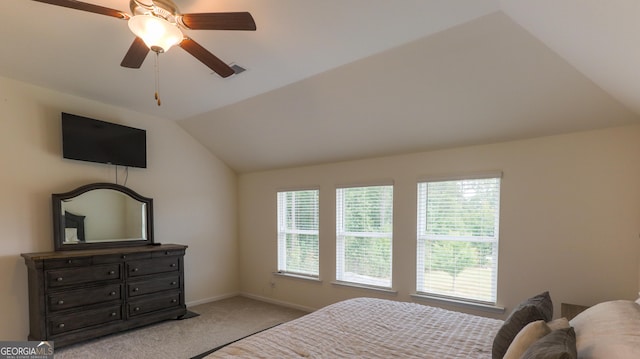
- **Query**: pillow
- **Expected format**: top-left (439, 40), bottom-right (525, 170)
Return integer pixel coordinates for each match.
top-left (570, 300), bottom-right (640, 359)
top-left (503, 320), bottom-right (551, 359)
top-left (526, 291), bottom-right (553, 321)
top-left (492, 291), bottom-right (553, 359)
top-left (547, 317), bottom-right (570, 330)
top-left (64, 228), bottom-right (79, 243)
top-left (520, 327), bottom-right (577, 359)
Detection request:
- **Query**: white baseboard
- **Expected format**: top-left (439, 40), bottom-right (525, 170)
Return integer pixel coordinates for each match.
top-left (186, 291), bottom-right (240, 307)
top-left (240, 292), bottom-right (316, 313)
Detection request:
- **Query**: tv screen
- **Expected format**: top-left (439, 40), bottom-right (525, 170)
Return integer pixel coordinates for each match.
top-left (61, 113), bottom-right (147, 168)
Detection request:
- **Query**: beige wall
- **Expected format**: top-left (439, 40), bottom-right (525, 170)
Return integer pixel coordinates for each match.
top-left (238, 125), bottom-right (640, 318)
top-left (0, 76), bottom-right (239, 341)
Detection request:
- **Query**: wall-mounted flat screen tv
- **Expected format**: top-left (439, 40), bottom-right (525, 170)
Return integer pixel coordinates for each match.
top-left (62, 112), bottom-right (147, 168)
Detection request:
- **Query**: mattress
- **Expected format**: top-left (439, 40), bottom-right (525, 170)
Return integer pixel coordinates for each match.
top-left (207, 297), bottom-right (503, 358)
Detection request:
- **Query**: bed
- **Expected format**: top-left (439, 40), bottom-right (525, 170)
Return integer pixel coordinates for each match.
top-left (206, 294), bottom-right (640, 358)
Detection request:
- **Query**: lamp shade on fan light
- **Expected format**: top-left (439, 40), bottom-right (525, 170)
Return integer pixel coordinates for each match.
top-left (128, 14), bottom-right (183, 53)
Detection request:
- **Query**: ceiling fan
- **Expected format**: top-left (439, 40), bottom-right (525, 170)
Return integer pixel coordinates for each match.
top-left (31, 0), bottom-right (256, 78)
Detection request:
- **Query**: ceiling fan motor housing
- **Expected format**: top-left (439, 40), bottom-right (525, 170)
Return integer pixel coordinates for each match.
top-left (130, 0), bottom-right (179, 18)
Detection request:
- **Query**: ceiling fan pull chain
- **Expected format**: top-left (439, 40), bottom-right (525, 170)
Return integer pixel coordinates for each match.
top-left (155, 52), bottom-right (161, 106)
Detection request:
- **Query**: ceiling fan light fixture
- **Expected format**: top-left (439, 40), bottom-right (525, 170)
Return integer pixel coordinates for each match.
top-left (128, 14), bottom-right (183, 53)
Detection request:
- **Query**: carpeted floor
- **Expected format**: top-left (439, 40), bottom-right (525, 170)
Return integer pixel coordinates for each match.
top-left (52, 296), bottom-right (308, 359)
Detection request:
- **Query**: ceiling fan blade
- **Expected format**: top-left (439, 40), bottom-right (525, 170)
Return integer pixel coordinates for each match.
top-left (121, 37), bottom-right (150, 69)
top-left (179, 38), bottom-right (235, 78)
top-left (31, 0), bottom-right (130, 19)
top-left (179, 12), bottom-right (256, 31)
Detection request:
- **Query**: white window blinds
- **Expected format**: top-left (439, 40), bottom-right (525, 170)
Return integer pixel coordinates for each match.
top-left (277, 189), bottom-right (319, 277)
top-left (336, 185), bottom-right (393, 288)
top-left (417, 177), bottom-right (500, 304)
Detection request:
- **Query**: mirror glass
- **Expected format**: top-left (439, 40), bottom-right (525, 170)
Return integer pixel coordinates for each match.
top-left (53, 183), bottom-right (154, 251)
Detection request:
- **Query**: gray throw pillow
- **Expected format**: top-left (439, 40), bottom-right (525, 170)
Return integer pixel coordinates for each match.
top-left (520, 327), bottom-right (577, 359)
top-left (492, 291), bottom-right (553, 359)
top-left (525, 291), bottom-right (553, 321)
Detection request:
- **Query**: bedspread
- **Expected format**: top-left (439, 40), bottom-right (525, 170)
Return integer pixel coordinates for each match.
top-left (207, 297), bottom-right (503, 358)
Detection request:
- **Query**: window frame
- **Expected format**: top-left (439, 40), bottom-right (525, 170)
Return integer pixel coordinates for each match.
top-left (276, 188), bottom-right (320, 279)
top-left (416, 173), bottom-right (501, 306)
top-left (336, 184), bottom-right (394, 289)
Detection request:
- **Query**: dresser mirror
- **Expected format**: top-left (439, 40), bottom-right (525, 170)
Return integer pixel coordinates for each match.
top-left (52, 183), bottom-right (154, 251)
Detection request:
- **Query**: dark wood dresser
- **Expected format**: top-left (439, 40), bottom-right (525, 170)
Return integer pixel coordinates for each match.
top-left (21, 244), bottom-right (187, 347)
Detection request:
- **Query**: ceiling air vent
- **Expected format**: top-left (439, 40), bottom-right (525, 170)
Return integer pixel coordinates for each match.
top-left (214, 64), bottom-right (246, 77)
top-left (230, 64), bottom-right (246, 75)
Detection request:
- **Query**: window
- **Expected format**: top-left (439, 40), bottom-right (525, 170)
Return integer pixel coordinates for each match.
top-left (336, 185), bottom-right (393, 288)
top-left (417, 176), bottom-right (501, 304)
top-left (277, 189), bottom-right (319, 277)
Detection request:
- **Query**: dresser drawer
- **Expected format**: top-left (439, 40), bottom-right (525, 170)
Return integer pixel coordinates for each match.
top-left (152, 249), bottom-right (185, 258)
top-left (128, 292), bottom-right (181, 317)
top-left (93, 252), bottom-right (152, 265)
top-left (128, 274), bottom-right (180, 297)
top-left (49, 305), bottom-right (122, 336)
top-left (127, 257), bottom-right (180, 277)
top-left (48, 284), bottom-right (122, 312)
top-left (44, 257), bottom-right (92, 269)
top-left (46, 264), bottom-right (121, 288)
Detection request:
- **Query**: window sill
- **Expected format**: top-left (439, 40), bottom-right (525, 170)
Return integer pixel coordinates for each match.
top-left (411, 293), bottom-right (505, 314)
top-left (272, 271), bottom-right (322, 283)
top-left (331, 281), bottom-right (398, 295)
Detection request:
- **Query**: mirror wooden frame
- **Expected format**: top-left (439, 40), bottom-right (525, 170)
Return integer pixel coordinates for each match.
top-left (52, 182), bottom-right (154, 251)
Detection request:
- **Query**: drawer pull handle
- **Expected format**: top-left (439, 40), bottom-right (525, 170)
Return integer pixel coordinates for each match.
top-left (134, 307), bottom-right (140, 311)
top-left (132, 268), bottom-right (139, 272)
top-left (170, 263), bottom-right (177, 268)
top-left (108, 270), bottom-right (115, 275)
top-left (133, 287), bottom-right (139, 292)
top-left (58, 300), bottom-right (64, 305)
top-left (110, 312), bottom-right (117, 317)
top-left (170, 281), bottom-right (177, 285)
top-left (56, 277), bottom-right (63, 282)
top-left (171, 299), bottom-right (177, 303)
top-left (165, 251), bottom-right (170, 255)
top-left (110, 291), bottom-right (116, 296)
top-left (58, 323), bottom-right (65, 328)
top-left (67, 259), bottom-right (73, 264)
top-left (122, 255), bottom-right (127, 259)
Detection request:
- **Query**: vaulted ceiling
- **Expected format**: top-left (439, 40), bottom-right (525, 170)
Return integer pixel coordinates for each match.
top-left (1, 1), bottom-right (639, 172)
